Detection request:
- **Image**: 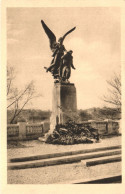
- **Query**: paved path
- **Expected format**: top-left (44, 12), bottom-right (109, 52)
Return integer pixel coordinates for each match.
top-left (7, 136), bottom-right (121, 184)
top-left (8, 136), bottom-right (121, 160)
top-left (7, 161), bottom-right (121, 184)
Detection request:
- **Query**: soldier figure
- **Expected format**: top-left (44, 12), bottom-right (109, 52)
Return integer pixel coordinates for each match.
top-left (60, 50), bottom-right (76, 82)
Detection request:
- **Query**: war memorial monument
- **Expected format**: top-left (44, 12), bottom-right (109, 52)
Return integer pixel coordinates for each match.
top-left (41, 20), bottom-right (77, 133)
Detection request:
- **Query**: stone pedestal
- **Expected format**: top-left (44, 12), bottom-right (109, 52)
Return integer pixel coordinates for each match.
top-left (50, 82), bottom-right (77, 132)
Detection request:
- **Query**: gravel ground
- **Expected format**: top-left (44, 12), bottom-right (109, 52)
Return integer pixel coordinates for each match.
top-left (7, 136), bottom-right (121, 160)
top-left (7, 136), bottom-right (121, 184)
top-left (7, 161), bottom-right (121, 184)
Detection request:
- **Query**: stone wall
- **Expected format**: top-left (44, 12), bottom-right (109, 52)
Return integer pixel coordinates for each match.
top-left (7, 120), bottom-right (120, 141)
top-left (81, 120), bottom-right (120, 135)
top-left (7, 121), bottom-right (50, 141)
top-left (7, 124), bottom-right (19, 141)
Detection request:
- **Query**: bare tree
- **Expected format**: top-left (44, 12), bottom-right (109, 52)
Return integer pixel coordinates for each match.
top-left (103, 73), bottom-right (121, 112)
top-left (7, 66), bottom-right (42, 123)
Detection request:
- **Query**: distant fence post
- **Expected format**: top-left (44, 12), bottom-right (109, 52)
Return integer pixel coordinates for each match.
top-left (118, 120), bottom-right (121, 134)
top-left (42, 121), bottom-right (50, 133)
top-left (108, 121), bottom-right (113, 134)
top-left (18, 122), bottom-right (26, 140)
top-left (90, 121), bottom-right (97, 129)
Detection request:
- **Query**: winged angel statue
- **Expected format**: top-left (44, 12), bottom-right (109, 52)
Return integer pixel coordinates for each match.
top-left (41, 20), bottom-right (76, 82)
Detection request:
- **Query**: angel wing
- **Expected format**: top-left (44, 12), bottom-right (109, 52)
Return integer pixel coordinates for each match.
top-left (61, 27), bottom-right (76, 43)
top-left (41, 20), bottom-right (76, 50)
top-left (41, 20), bottom-right (57, 51)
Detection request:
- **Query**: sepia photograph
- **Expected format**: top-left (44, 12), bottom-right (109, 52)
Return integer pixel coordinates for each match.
top-left (1, 1), bottom-right (125, 191)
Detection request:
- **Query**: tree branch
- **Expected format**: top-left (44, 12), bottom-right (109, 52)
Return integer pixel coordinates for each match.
top-left (7, 83), bottom-right (33, 108)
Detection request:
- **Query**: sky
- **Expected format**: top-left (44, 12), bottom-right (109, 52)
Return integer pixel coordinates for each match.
top-left (7, 7), bottom-right (121, 110)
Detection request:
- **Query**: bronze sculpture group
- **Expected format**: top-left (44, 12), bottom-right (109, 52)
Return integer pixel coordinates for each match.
top-left (41, 20), bottom-right (76, 82)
